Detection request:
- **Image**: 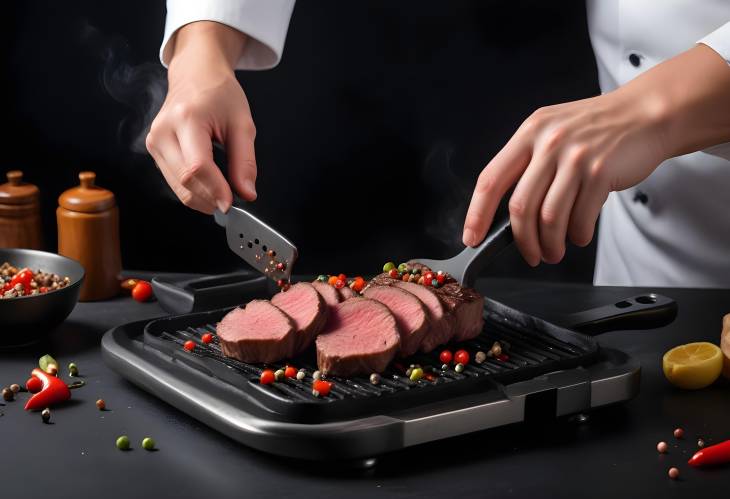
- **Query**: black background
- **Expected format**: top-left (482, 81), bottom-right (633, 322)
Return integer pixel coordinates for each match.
top-left (3, 0), bottom-right (599, 280)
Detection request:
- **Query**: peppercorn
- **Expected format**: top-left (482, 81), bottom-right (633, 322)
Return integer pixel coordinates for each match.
top-left (455, 363), bottom-right (465, 373)
top-left (274, 369), bottom-right (285, 381)
top-left (475, 351), bottom-right (487, 364)
top-left (296, 370), bottom-right (306, 381)
top-left (41, 408), bottom-right (51, 423)
top-left (116, 435), bottom-right (130, 450)
top-left (674, 428), bottom-right (684, 439)
top-left (68, 362), bottom-right (79, 377)
top-left (491, 342), bottom-right (502, 357)
top-left (142, 437), bottom-right (155, 451)
top-left (317, 275), bottom-right (328, 282)
top-left (410, 368), bottom-right (424, 382)
top-left (397, 263), bottom-right (408, 273)
top-left (2, 387), bottom-right (13, 401)
top-left (441, 363), bottom-right (449, 371)
top-left (313, 370), bottom-right (322, 381)
top-left (698, 439), bottom-right (705, 448)
top-left (10, 383), bottom-right (20, 394)
top-left (657, 441), bottom-right (668, 453)
top-left (96, 399), bottom-right (106, 410)
top-left (370, 373), bottom-right (381, 385)
top-left (668, 467), bottom-right (679, 480)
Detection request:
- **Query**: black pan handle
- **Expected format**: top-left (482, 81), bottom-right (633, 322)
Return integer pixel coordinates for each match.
top-left (557, 293), bottom-right (678, 335)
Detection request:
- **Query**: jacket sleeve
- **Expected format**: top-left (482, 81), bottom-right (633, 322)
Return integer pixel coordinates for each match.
top-left (160, 0), bottom-right (296, 70)
top-left (697, 22), bottom-right (730, 160)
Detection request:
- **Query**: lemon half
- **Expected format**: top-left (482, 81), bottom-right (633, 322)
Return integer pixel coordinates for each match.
top-left (663, 342), bottom-right (723, 390)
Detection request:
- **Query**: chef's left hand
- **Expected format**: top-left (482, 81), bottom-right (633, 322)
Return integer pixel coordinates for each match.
top-left (462, 44), bottom-right (730, 266)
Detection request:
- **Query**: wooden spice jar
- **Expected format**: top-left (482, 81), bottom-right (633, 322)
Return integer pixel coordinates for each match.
top-left (57, 172), bottom-right (122, 301)
top-left (0, 170), bottom-right (43, 249)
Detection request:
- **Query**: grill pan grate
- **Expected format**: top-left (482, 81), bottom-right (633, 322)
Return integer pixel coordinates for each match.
top-left (143, 299), bottom-right (598, 423)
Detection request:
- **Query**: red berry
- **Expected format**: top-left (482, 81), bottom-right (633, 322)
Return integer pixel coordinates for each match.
top-left (183, 340), bottom-right (195, 352)
top-left (26, 376), bottom-right (42, 393)
top-left (131, 280), bottom-right (153, 302)
top-left (424, 272), bottom-right (435, 283)
top-left (284, 366), bottom-right (297, 378)
top-left (335, 279), bottom-right (345, 289)
top-left (312, 380), bottom-right (332, 397)
top-left (439, 350), bottom-right (453, 364)
top-left (388, 269), bottom-right (399, 278)
top-left (201, 333), bottom-right (213, 344)
top-left (454, 349), bottom-right (470, 365)
top-left (260, 369), bottom-right (275, 385)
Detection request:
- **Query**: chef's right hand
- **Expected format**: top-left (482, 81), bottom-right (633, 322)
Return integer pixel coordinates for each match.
top-left (146, 21), bottom-right (257, 214)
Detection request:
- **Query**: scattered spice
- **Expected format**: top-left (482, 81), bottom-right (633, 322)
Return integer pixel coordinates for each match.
top-left (296, 370), bottom-right (306, 381)
top-left (441, 363), bottom-right (449, 371)
top-left (142, 437), bottom-right (156, 451)
top-left (38, 354), bottom-right (58, 374)
top-left (116, 435), bottom-right (130, 450)
top-left (454, 350), bottom-right (470, 365)
top-left (657, 441), bottom-right (668, 453)
top-left (120, 278), bottom-right (139, 291)
top-left (491, 342), bottom-right (503, 357)
top-left (312, 380), bottom-right (332, 397)
top-left (260, 370), bottom-right (275, 385)
top-left (26, 377), bottom-right (42, 393)
top-left (312, 370), bottom-right (322, 381)
top-left (455, 363), bottom-right (465, 373)
top-left (284, 366), bottom-right (297, 378)
top-left (382, 262), bottom-right (396, 272)
top-left (41, 408), bottom-right (50, 423)
top-left (697, 439), bottom-right (705, 448)
top-left (96, 399), bottom-right (106, 410)
top-left (370, 373), bottom-right (381, 385)
top-left (674, 428), bottom-right (684, 439)
top-left (274, 369), bottom-right (285, 381)
top-left (439, 350), bottom-right (453, 365)
top-left (68, 362), bottom-right (79, 377)
top-left (131, 280), bottom-right (153, 302)
top-left (668, 467), bottom-right (679, 480)
top-left (183, 340), bottom-right (195, 352)
top-left (9, 383), bottom-right (20, 394)
top-left (410, 368), bottom-right (424, 382)
top-left (497, 354), bottom-right (510, 362)
top-left (201, 332), bottom-right (213, 344)
top-left (0, 263), bottom-right (70, 299)
top-left (475, 351), bottom-right (487, 364)
top-left (2, 387), bottom-right (13, 401)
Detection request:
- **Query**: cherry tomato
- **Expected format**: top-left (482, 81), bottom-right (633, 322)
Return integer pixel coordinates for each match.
top-left (183, 340), bottom-right (195, 352)
top-left (312, 380), bottom-right (332, 397)
top-left (131, 280), bottom-right (153, 302)
top-left (335, 279), bottom-right (345, 289)
top-left (26, 376), bottom-right (42, 393)
top-left (328, 275), bottom-right (338, 286)
top-left (284, 366), bottom-right (297, 378)
top-left (454, 349), bottom-right (470, 365)
top-left (260, 369), bottom-right (275, 385)
top-left (201, 333), bottom-right (213, 344)
top-left (439, 350), bottom-right (453, 364)
top-left (388, 269), bottom-right (399, 279)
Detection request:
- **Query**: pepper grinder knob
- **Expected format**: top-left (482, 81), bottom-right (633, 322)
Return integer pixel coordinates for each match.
top-left (79, 171), bottom-right (95, 189)
top-left (6, 170), bottom-right (23, 186)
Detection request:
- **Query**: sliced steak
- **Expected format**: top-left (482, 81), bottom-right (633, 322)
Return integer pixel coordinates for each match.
top-left (271, 282), bottom-right (327, 354)
top-left (311, 280), bottom-right (341, 307)
top-left (217, 300), bottom-right (296, 363)
top-left (393, 281), bottom-right (456, 352)
top-left (363, 285), bottom-right (429, 357)
top-left (433, 282), bottom-right (485, 342)
top-left (316, 298), bottom-right (400, 376)
top-left (338, 285), bottom-right (358, 301)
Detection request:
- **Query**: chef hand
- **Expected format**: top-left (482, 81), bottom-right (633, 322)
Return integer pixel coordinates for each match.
top-left (463, 44), bottom-right (730, 266)
top-left (146, 21), bottom-right (257, 214)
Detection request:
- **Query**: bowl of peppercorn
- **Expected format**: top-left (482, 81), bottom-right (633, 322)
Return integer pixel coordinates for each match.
top-left (0, 248), bottom-right (84, 347)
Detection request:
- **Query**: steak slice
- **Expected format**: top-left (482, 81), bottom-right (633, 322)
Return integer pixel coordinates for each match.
top-left (311, 281), bottom-right (341, 307)
top-left (316, 298), bottom-right (400, 376)
top-left (363, 285), bottom-right (429, 357)
top-left (217, 300), bottom-right (296, 363)
top-left (271, 282), bottom-right (328, 354)
top-left (393, 281), bottom-right (456, 352)
top-left (433, 282), bottom-right (485, 342)
top-left (338, 286), bottom-right (358, 301)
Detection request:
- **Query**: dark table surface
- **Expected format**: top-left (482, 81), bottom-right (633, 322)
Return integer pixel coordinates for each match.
top-left (2, 276), bottom-right (729, 498)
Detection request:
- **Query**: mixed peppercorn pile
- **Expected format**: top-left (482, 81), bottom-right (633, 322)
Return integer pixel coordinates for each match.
top-left (1, 262), bottom-right (71, 299)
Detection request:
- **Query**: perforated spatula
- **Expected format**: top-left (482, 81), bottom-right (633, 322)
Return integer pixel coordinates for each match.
top-left (410, 214), bottom-right (513, 288)
top-left (214, 206), bottom-right (298, 281)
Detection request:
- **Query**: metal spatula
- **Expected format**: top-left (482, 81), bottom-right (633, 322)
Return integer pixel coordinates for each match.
top-left (214, 206), bottom-right (298, 281)
top-left (410, 215), bottom-right (513, 288)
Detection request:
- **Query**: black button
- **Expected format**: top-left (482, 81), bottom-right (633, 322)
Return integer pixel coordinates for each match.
top-left (629, 53), bottom-right (641, 67)
top-left (633, 190), bottom-right (648, 204)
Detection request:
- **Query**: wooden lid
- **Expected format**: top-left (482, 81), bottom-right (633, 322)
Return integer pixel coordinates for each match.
top-left (58, 171), bottom-right (116, 213)
top-left (0, 170), bottom-right (40, 205)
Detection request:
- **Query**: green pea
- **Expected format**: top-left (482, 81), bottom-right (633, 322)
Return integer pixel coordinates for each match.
top-left (397, 263), bottom-right (409, 273)
top-left (410, 368), bottom-right (424, 382)
top-left (116, 435), bottom-right (130, 450)
top-left (142, 437), bottom-right (155, 451)
top-left (382, 262), bottom-right (396, 272)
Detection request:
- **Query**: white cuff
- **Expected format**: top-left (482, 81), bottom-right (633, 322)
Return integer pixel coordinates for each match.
top-left (161, 0), bottom-right (295, 70)
top-left (698, 21), bottom-right (730, 65)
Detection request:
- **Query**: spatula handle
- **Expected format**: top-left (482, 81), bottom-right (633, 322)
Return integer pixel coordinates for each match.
top-left (459, 216), bottom-right (513, 287)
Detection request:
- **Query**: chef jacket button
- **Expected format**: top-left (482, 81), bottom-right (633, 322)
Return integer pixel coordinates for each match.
top-left (633, 190), bottom-right (648, 204)
top-left (628, 53), bottom-right (641, 67)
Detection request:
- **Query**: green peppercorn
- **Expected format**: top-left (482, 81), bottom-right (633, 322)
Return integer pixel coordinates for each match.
top-left (317, 275), bottom-right (328, 282)
top-left (410, 368), bottom-right (424, 382)
top-left (397, 263), bottom-right (408, 273)
top-left (455, 363), bottom-right (465, 373)
top-left (68, 362), bottom-right (79, 377)
top-left (41, 408), bottom-right (50, 423)
top-left (116, 435), bottom-right (130, 450)
top-left (274, 369), bottom-right (285, 381)
top-left (382, 262), bottom-right (396, 272)
top-left (142, 437), bottom-right (155, 451)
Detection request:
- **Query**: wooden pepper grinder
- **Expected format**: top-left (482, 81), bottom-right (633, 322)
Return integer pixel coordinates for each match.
top-left (0, 170), bottom-right (43, 249)
top-left (57, 171), bottom-right (122, 301)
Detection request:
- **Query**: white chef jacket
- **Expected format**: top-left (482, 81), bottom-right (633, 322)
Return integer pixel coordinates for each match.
top-left (161, 0), bottom-right (730, 288)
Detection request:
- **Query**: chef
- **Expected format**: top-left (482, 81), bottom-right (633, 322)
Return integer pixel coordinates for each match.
top-left (147, 1), bottom-right (730, 288)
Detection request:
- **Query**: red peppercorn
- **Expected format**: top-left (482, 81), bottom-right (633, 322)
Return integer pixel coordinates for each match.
top-left (335, 279), bottom-right (345, 289)
top-left (39, 286), bottom-right (48, 293)
top-left (276, 279), bottom-right (285, 288)
top-left (454, 349), bottom-right (470, 365)
top-left (424, 272), bottom-right (435, 283)
top-left (275, 262), bottom-right (286, 271)
top-left (436, 274), bottom-right (446, 285)
top-left (497, 353), bottom-right (510, 362)
top-left (312, 380), bottom-right (332, 397)
top-left (183, 340), bottom-right (195, 352)
top-left (388, 269), bottom-right (399, 279)
top-left (284, 366), bottom-right (297, 378)
top-left (201, 333), bottom-right (213, 344)
top-left (439, 350), bottom-right (453, 364)
top-left (260, 369), bottom-right (275, 385)
top-left (674, 428), bottom-right (684, 439)
top-left (26, 376), bottom-right (42, 393)
top-left (338, 273), bottom-right (347, 282)
top-left (131, 280), bottom-right (154, 302)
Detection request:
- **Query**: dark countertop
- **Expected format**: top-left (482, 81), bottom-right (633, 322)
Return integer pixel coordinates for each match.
top-left (2, 277), bottom-right (729, 498)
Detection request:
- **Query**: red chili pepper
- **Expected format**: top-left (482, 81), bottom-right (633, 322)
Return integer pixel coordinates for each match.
top-left (25, 376), bottom-right (42, 393)
top-left (24, 368), bottom-right (71, 411)
top-left (688, 440), bottom-right (730, 468)
top-left (10, 268), bottom-right (34, 295)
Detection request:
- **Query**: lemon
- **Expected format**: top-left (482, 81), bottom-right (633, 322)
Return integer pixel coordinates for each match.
top-left (663, 342), bottom-right (723, 390)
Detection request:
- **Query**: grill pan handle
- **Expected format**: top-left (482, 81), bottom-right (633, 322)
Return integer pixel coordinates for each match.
top-left (558, 293), bottom-right (677, 335)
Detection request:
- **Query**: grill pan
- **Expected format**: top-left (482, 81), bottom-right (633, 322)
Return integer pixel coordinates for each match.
top-left (102, 288), bottom-right (676, 460)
